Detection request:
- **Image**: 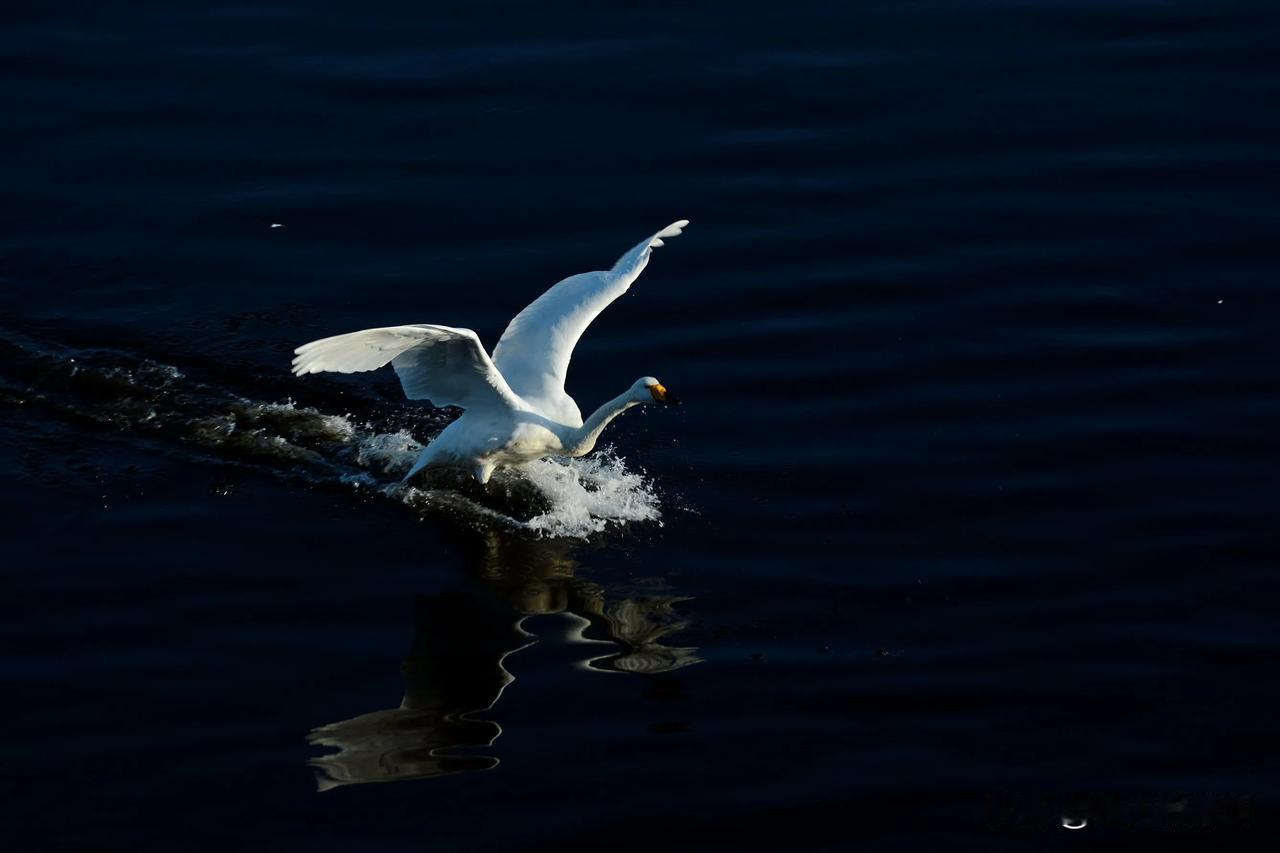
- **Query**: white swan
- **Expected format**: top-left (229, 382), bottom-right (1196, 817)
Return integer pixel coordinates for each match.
top-left (292, 220), bottom-right (688, 484)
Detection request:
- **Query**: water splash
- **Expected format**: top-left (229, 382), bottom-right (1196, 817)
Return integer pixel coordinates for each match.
top-left (274, 407), bottom-right (663, 537)
top-left (338, 421), bottom-right (661, 538)
top-left (521, 453), bottom-right (662, 537)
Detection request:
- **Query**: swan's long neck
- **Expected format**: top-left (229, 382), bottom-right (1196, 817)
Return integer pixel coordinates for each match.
top-left (567, 391), bottom-right (640, 457)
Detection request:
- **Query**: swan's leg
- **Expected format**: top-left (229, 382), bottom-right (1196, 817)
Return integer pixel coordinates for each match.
top-left (402, 446), bottom-right (435, 483)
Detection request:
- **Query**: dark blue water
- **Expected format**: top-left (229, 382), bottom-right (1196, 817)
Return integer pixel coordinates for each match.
top-left (4, 1), bottom-right (1279, 848)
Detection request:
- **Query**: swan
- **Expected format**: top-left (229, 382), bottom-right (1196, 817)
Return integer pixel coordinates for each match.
top-left (291, 220), bottom-right (688, 485)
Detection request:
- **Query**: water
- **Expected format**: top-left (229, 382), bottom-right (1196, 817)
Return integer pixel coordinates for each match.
top-left (3, 1), bottom-right (1278, 847)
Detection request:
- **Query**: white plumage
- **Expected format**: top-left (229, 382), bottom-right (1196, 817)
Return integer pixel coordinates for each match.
top-left (292, 220), bottom-right (688, 484)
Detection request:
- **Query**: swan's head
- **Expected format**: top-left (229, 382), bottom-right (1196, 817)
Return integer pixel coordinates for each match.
top-left (634, 376), bottom-right (681, 406)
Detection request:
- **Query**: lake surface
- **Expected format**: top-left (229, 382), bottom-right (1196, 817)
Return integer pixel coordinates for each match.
top-left (3, 1), bottom-right (1278, 848)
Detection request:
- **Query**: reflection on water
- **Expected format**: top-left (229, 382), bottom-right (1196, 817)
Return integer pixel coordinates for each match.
top-left (307, 531), bottom-right (699, 790)
top-left (0, 329), bottom-right (693, 790)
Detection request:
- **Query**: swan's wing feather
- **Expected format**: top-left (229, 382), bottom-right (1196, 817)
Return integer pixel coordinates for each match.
top-left (389, 326), bottom-right (518, 410)
top-left (292, 324), bottom-right (519, 411)
top-left (492, 220), bottom-right (688, 407)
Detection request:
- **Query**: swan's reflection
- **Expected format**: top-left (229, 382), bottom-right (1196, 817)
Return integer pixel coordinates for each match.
top-left (307, 530), bottom-right (699, 790)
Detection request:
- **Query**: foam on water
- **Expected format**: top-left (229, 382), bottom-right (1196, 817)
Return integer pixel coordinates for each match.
top-left (353, 429), bottom-right (423, 476)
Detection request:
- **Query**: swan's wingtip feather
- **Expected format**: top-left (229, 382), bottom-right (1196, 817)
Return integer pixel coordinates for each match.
top-left (653, 219), bottom-right (690, 242)
top-left (293, 337), bottom-right (331, 355)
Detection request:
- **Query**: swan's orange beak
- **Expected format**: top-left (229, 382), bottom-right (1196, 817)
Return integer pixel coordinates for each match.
top-left (649, 383), bottom-right (681, 406)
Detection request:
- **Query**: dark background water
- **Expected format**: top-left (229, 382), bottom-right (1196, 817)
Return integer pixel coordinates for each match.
top-left (4, 0), bottom-right (1279, 849)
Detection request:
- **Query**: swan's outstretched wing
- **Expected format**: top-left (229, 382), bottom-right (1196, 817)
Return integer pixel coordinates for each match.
top-left (492, 220), bottom-right (688, 412)
top-left (292, 324), bottom-right (521, 411)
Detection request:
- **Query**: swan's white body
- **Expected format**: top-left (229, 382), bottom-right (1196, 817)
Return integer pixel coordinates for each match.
top-left (292, 220), bottom-right (688, 484)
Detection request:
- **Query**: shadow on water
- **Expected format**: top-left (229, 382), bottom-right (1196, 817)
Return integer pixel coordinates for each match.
top-left (306, 528), bottom-right (700, 790)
